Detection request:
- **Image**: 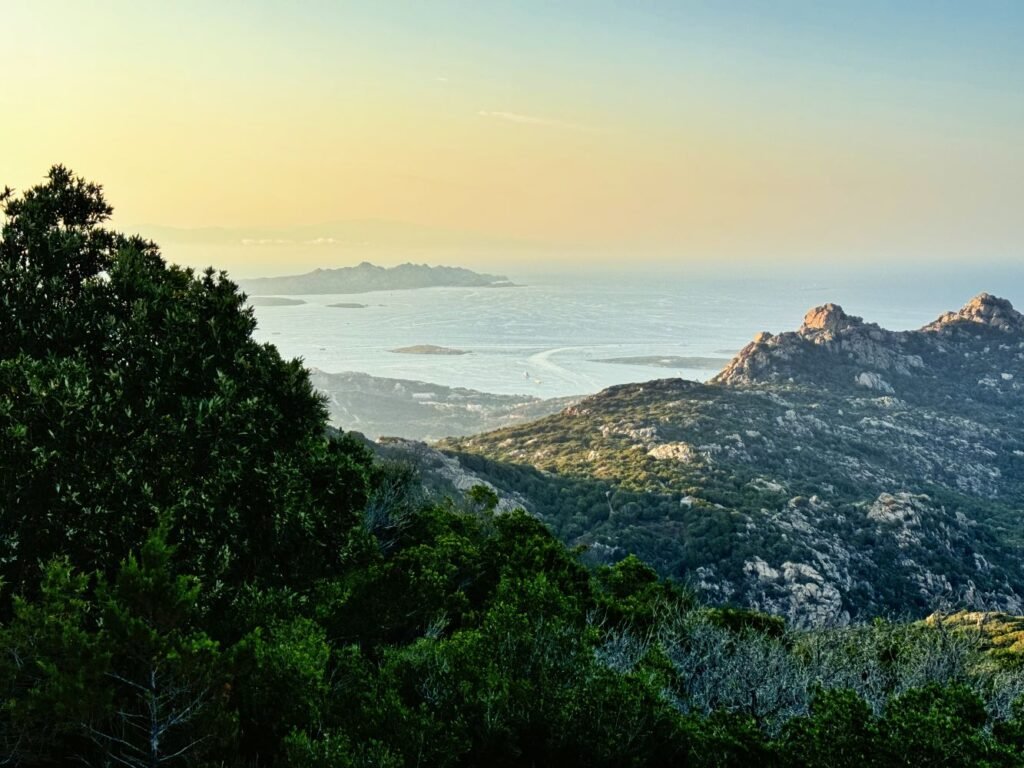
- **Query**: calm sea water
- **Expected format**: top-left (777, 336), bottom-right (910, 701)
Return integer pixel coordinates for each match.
top-left (249, 266), bottom-right (1024, 399)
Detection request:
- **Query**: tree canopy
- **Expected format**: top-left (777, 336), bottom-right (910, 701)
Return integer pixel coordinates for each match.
top-left (0, 166), bottom-right (372, 602)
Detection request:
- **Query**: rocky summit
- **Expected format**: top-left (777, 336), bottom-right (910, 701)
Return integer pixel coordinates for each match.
top-left (714, 292), bottom-right (1024, 399)
top-left (434, 294), bottom-right (1024, 626)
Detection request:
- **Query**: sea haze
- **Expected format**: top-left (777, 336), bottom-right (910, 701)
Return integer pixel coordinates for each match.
top-left (248, 266), bottom-right (1024, 399)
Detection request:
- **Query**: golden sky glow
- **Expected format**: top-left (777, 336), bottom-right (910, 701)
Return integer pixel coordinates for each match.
top-left (2, 1), bottom-right (1022, 275)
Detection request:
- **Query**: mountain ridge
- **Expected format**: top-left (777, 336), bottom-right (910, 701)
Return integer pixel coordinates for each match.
top-left (714, 292), bottom-right (1024, 400)
top-left (433, 293), bottom-right (1024, 625)
top-left (239, 261), bottom-right (514, 295)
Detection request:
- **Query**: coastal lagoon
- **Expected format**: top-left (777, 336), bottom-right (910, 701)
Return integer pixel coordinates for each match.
top-left (249, 267), bottom-right (1024, 399)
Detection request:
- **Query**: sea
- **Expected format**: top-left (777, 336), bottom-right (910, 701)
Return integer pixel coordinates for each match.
top-left (249, 265), bottom-right (1024, 400)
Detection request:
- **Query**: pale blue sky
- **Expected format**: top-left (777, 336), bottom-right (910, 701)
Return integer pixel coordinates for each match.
top-left (2, 1), bottom-right (1021, 273)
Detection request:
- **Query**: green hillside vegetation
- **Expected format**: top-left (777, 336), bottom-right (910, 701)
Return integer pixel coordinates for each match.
top-left (441, 331), bottom-right (1024, 622)
top-left (931, 612), bottom-right (1024, 659)
top-left (3, 168), bottom-right (1024, 766)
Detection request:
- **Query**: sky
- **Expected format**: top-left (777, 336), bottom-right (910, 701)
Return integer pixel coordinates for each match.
top-left (2, 1), bottom-right (1022, 277)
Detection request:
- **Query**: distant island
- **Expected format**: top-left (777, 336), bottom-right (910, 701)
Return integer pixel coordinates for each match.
top-left (390, 345), bottom-right (469, 355)
top-left (328, 302), bottom-right (369, 308)
top-left (597, 355), bottom-right (731, 370)
top-left (239, 262), bottom-right (516, 295)
top-left (246, 296), bottom-right (306, 306)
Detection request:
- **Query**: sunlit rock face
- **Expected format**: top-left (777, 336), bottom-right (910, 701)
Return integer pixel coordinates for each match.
top-left (713, 294), bottom-right (1023, 400)
top-left (798, 303), bottom-right (865, 337)
top-left (924, 292), bottom-right (1024, 335)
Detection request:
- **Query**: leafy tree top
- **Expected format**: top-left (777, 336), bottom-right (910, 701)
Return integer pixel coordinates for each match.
top-left (0, 167), bottom-right (372, 601)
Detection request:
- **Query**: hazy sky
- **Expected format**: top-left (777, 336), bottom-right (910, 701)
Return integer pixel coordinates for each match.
top-left (3, 1), bottom-right (1022, 275)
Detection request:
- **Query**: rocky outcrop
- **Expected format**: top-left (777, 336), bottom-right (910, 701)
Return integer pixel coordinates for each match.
top-left (799, 303), bottom-right (867, 338)
top-left (924, 292), bottom-right (1024, 334)
top-left (713, 294), bottom-right (1022, 400)
top-left (855, 372), bottom-right (895, 394)
top-left (647, 442), bottom-right (699, 462)
top-left (374, 437), bottom-right (527, 512)
top-left (867, 492), bottom-right (928, 526)
top-left (743, 556), bottom-right (847, 626)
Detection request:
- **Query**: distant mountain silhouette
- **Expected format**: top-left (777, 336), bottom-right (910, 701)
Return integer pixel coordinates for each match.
top-left (239, 262), bottom-right (515, 295)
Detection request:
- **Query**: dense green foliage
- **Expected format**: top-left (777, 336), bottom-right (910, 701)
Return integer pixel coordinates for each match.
top-left (0, 168), bottom-right (370, 602)
top-left (2, 168), bottom-right (1024, 766)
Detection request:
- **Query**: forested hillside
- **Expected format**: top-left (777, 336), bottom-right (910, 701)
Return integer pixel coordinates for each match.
top-left (3, 168), bottom-right (1024, 766)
